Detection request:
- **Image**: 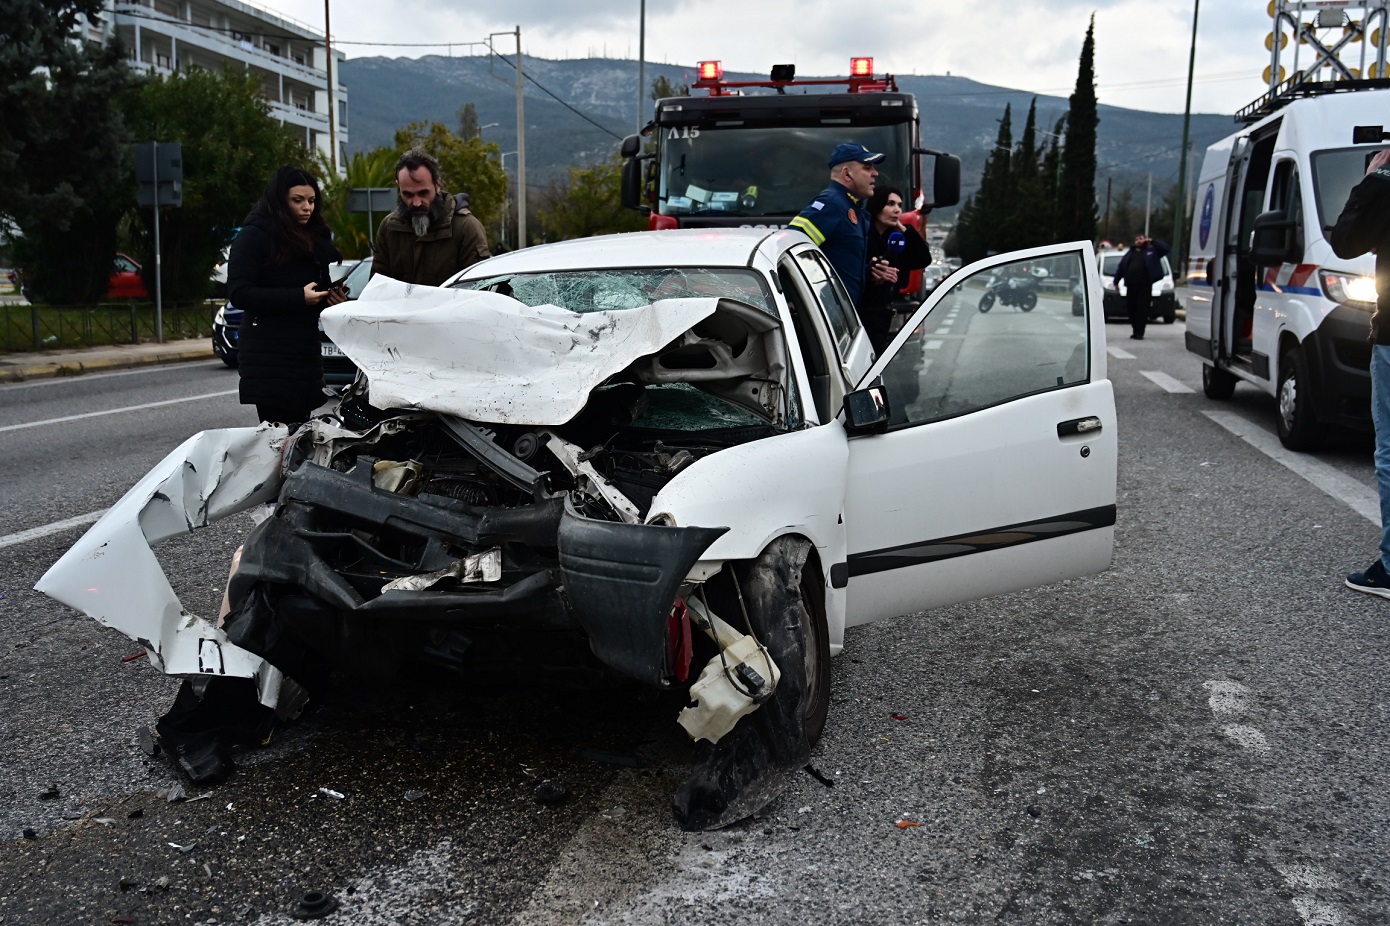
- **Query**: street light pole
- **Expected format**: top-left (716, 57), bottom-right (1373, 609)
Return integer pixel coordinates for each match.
top-left (515, 25), bottom-right (527, 249)
top-left (637, 0), bottom-right (646, 135)
top-left (1173, 0), bottom-right (1200, 264)
top-left (324, 0), bottom-right (336, 174)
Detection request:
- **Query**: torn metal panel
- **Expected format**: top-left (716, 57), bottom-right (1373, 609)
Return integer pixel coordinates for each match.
top-left (35, 426), bottom-right (287, 698)
top-left (381, 549), bottom-right (502, 592)
top-left (321, 278), bottom-right (720, 426)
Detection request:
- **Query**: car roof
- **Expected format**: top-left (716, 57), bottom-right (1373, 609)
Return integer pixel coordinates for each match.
top-left (455, 228), bottom-right (793, 279)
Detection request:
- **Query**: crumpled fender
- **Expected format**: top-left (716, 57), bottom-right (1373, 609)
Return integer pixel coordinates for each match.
top-left (35, 425), bottom-right (289, 706)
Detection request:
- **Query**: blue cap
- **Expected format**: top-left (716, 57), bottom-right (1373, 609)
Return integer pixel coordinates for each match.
top-left (828, 142), bottom-right (885, 168)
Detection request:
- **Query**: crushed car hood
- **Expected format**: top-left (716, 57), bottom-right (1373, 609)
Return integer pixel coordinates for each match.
top-left (322, 277), bottom-right (721, 426)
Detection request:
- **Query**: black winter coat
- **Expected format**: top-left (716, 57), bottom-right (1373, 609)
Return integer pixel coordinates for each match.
top-left (227, 212), bottom-right (339, 413)
top-left (861, 224), bottom-right (933, 312)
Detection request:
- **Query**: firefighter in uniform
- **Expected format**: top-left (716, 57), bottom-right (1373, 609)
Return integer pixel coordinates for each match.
top-left (789, 142), bottom-right (891, 307)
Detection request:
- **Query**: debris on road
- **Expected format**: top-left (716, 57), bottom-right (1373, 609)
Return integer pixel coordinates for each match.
top-left (896, 819), bottom-right (921, 829)
top-left (803, 764), bottom-right (834, 787)
top-left (38, 785), bottom-right (59, 800)
top-left (290, 891), bottom-right (339, 920)
top-left (318, 787), bottom-right (345, 800)
top-left (121, 650), bottom-right (147, 663)
top-left (402, 790), bottom-right (426, 802)
top-left (533, 781), bottom-right (569, 805)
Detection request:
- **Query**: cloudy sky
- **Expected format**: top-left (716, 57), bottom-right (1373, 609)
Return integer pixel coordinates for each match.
top-left (262, 0), bottom-right (1354, 116)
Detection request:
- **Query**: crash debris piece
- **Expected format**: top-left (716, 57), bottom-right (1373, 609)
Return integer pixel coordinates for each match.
top-left (676, 598), bottom-right (780, 744)
top-left (381, 548), bottom-right (502, 593)
top-left (318, 787), bottom-right (345, 800)
top-left (290, 891), bottom-right (340, 920)
top-left (896, 820), bottom-right (922, 829)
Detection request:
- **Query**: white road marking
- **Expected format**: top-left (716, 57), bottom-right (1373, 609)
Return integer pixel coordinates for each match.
top-left (0, 360), bottom-right (222, 390)
top-left (1140, 370), bottom-right (1195, 394)
top-left (0, 509), bottom-right (107, 549)
top-left (924, 340), bottom-right (943, 350)
top-left (1203, 411), bottom-right (1379, 525)
top-left (1221, 723), bottom-right (1270, 753)
top-left (0, 389), bottom-right (237, 433)
top-left (1277, 863), bottom-right (1345, 926)
top-left (1107, 346), bottom-right (1135, 360)
top-left (1203, 680), bottom-right (1250, 717)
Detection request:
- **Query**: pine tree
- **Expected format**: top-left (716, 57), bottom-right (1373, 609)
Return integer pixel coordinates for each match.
top-left (1059, 16), bottom-right (1100, 244)
top-left (1039, 113), bottom-right (1067, 243)
top-left (1008, 98), bottom-right (1044, 250)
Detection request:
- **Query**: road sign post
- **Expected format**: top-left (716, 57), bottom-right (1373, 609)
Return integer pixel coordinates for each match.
top-left (346, 188), bottom-right (398, 251)
top-left (133, 142), bottom-right (182, 343)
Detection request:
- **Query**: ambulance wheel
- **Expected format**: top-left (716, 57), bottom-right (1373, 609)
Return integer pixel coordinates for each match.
top-left (1202, 364), bottom-right (1237, 400)
top-left (1276, 345), bottom-right (1326, 451)
top-left (978, 293), bottom-right (995, 313)
top-left (1163, 307), bottom-right (1177, 324)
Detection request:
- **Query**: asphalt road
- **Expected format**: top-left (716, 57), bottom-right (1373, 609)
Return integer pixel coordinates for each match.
top-left (1, 321), bottom-right (1387, 925)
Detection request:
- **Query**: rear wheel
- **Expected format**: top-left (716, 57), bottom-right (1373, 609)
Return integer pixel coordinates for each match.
top-left (1201, 364), bottom-right (1236, 400)
top-left (978, 292), bottom-right (995, 313)
top-left (1276, 344), bottom-right (1327, 451)
top-left (1020, 291), bottom-right (1037, 311)
top-left (1163, 307), bottom-right (1177, 324)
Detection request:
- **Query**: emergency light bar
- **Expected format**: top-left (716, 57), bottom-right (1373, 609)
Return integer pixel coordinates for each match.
top-left (698, 60), bottom-right (722, 81)
top-left (851, 57), bottom-right (874, 77)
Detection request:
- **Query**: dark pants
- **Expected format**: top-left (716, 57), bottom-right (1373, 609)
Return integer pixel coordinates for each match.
top-left (1126, 288), bottom-right (1152, 338)
top-left (861, 305), bottom-right (894, 355)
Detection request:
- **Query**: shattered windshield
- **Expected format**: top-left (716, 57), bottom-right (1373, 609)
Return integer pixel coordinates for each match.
top-left (453, 267), bottom-right (775, 315)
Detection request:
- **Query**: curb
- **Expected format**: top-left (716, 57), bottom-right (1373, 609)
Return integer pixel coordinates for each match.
top-left (0, 345), bottom-right (215, 383)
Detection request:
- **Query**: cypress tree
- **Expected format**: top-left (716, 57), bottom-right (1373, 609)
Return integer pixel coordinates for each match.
top-left (959, 103), bottom-right (1013, 260)
top-left (1009, 98), bottom-right (1043, 250)
top-left (1059, 16), bottom-right (1100, 243)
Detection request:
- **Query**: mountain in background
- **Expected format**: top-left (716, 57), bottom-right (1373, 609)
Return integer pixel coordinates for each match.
top-left (340, 55), bottom-right (1239, 205)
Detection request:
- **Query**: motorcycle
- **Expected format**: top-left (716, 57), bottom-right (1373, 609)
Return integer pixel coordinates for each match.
top-left (978, 270), bottom-right (1041, 313)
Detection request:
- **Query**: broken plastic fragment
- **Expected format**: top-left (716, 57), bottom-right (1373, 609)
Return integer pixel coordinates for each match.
top-left (896, 820), bottom-right (921, 829)
top-left (381, 548), bottom-right (502, 592)
top-left (318, 787), bottom-right (345, 800)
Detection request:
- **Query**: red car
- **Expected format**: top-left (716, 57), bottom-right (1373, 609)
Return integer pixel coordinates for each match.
top-left (108, 253), bottom-right (148, 300)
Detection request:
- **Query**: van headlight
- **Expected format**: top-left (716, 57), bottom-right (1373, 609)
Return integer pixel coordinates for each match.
top-left (1320, 270), bottom-right (1377, 309)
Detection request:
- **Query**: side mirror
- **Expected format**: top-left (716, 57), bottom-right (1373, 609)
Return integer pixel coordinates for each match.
top-left (1249, 209), bottom-right (1301, 266)
top-left (620, 134), bottom-right (642, 159)
top-left (932, 154), bottom-right (961, 209)
top-left (842, 385), bottom-right (890, 435)
top-left (621, 155), bottom-right (649, 214)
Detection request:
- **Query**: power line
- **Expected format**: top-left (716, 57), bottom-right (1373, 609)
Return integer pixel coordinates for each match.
top-left (486, 48), bottom-right (626, 141)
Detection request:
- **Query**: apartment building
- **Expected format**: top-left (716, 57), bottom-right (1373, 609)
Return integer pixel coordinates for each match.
top-left (87, 0), bottom-right (348, 168)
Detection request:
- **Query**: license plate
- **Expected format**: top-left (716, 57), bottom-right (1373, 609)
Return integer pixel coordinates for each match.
top-left (321, 342), bottom-right (343, 357)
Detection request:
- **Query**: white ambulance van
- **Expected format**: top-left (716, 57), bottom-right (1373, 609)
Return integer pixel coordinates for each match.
top-left (1185, 86), bottom-right (1387, 450)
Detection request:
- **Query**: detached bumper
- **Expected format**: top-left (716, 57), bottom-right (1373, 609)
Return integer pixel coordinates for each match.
top-left (229, 463), bottom-right (727, 687)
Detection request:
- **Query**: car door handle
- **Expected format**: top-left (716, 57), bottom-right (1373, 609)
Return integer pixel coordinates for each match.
top-left (1057, 416), bottom-right (1103, 437)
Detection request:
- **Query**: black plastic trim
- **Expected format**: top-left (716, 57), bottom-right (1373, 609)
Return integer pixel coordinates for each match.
top-left (846, 505), bottom-right (1117, 577)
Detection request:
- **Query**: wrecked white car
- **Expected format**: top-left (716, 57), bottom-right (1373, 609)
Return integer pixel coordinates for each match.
top-left (38, 230), bottom-right (1118, 829)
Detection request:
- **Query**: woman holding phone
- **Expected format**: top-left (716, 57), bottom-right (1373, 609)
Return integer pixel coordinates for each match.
top-left (860, 185), bottom-right (933, 353)
top-left (227, 165), bottom-right (344, 427)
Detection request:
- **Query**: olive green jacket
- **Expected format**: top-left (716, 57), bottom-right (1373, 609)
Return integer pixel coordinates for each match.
top-left (372, 194), bottom-right (490, 286)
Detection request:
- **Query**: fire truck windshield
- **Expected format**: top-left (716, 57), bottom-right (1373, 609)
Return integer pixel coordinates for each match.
top-left (657, 123), bottom-right (912, 218)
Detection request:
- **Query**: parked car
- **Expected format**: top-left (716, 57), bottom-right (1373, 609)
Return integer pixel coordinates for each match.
top-left (213, 259), bottom-right (365, 385)
top-left (39, 230), bottom-right (1117, 831)
top-left (1097, 249), bottom-right (1177, 323)
top-left (107, 253), bottom-right (149, 300)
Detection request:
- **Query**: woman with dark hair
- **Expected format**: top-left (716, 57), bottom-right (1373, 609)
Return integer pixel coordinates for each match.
top-left (860, 185), bottom-right (933, 354)
top-left (227, 165), bottom-right (344, 427)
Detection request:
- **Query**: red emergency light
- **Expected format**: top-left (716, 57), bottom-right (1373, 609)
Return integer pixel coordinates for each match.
top-left (850, 57), bottom-right (874, 77)
top-left (698, 60), bottom-right (722, 81)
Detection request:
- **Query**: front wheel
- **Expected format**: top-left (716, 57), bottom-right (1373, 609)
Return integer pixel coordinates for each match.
top-left (1276, 345), bottom-right (1327, 451)
top-left (978, 292), bottom-right (995, 313)
top-left (1019, 291), bottom-right (1037, 311)
top-left (1201, 364), bottom-right (1236, 400)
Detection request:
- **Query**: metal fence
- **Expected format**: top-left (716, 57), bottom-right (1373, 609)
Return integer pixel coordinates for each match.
top-left (0, 301), bottom-right (217, 353)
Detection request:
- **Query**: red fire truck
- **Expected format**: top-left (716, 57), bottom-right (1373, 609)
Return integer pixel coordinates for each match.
top-left (620, 58), bottom-right (960, 303)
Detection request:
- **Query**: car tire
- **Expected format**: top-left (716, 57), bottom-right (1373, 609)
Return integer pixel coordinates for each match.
top-left (1020, 291), bottom-right (1037, 311)
top-left (978, 292), bottom-right (995, 313)
top-left (219, 354), bottom-right (239, 369)
top-left (1201, 364), bottom-right (1236, 400)
top-left (1276, 344), bottom-right (1326, 451)
top-left (1163, 305), bottom-right (1177, 324)
top-left (1072, 298), bottom-right (1084, 317)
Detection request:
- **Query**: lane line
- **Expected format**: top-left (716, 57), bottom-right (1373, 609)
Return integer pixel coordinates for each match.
top-left (0, 360), bottom-right (223, 391)
top-left (0, 509), bottom-right (107, 549)
top-left (1203, 411), bottom-right (1379, 525)
top-left (0, 389), bottom-right (237, 433)
top-left (924, 340), bottom-right (943, 350)
top-left (1140, 370), bottom-right (1195, 394)
top-left (1107, 346), bottom-right (1135, 360)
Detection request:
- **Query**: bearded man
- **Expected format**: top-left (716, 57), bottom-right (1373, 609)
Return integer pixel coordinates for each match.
top-left (371, 148), bottom-right (490, 286)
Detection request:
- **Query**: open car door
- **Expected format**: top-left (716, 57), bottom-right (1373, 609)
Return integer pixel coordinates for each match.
top-left (840, 242), bottom-right (1116, 626)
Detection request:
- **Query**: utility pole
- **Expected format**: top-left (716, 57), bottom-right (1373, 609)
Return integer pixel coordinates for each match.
top-left (637, 0), bottom-right (646, 136)
top-left (324, 0), bottom-right (337, 174)
top-left (515, 25), bottom-right (527, 249)
top-left (1144, 173), bottom-right (1153, 237)
top-left (1173, 0), bottom-right (1199, 264)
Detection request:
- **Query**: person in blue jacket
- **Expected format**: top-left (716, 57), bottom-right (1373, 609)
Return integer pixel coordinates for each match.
top-left (790, 142), bottom-right (893, 307)
top-left (1113, 234), bottom-right (1170, 340)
